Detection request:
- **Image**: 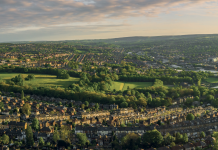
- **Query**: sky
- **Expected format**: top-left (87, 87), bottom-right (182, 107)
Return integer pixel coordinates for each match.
top-left (1, 0), bottom-right (218, 42)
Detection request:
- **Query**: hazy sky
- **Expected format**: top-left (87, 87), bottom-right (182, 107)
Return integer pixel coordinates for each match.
top-left (1, 0), bottom-right (218, 42)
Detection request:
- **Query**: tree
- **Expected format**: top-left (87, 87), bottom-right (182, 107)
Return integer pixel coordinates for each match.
top-left (157, 120), bottom-right (162, 126)
top-left (120, 102), bottom-right (128, 108)
top-left (164, 133), bottom-right (175, 145)
top-left (9, 110), bottom-right (13, 115)
top-left (111, 140), bottom-right (119, 150)
top-left (25, 74), bottom-right (35, 81)
top-left (59, 126), bottom-right (71, 141)
top-left (185, 98), bottom-right (193, 107)
top-left (197, 79), bottom-right (201, 86)
top-left (175, 132), bottom-right (183, 143)
top-left (53, 130), bottom-right (60, 144)
top-left (81, 104), bottom-right (85, 109)
top-left (95, 103), bottom-right (99, 110)
top-left (26, 125), bottom-right (34, 146)
top-left (58, 102), bottom-right (62, 106)
top-left (84, 101), bottom-right (89, 107)
top-left (186, 113), bottom-right (195, 121)
top-left (183, 133), bottom-right (188, 143)
top-left (46, 142), bottom-right (50, 147)
top-left (32, 118), bottom-right (39, 131)
top-left (194, 96), bottom-right (200, 101)
top-left (11, 74), bottom-right (23, 86)
top-left (143, 129), bottom-right (163, 147)
top-left (127, 122), bottom-right (132, 127)
top-left (39, 137), bottom-right (44, 146)
top-left (21, 103), bottom-right (31, 115)
top-left (170, 142), bottom-right (176, 147)
top-left (212, 131), bottom-right (218, 150)
top-left (206, 94), bottom-right (214, 102)
top-left (120, 123), bottom-right (126, 127)
top-left (0, 102), bottom-right (4, 110)
top-left (121, 133), bottom-right (140, 150)
top-left (57, 140), bottom-right (70, 148)
top-left (200, 131), bottom-right (205, 138)
top-left (77, 133), bottom-right (88, 148)
top-left (44, 63), bottom-right (51, 68)
top-left (21, 90), bottom-right (24, 99)
top-left (57, 70), bottom-right (70, 79)
top-left (10, 92), bottom-right (15, 97)
top-left (1, 134), bottom-right (9, 144)
top-left (137, 97), bottom-right (147, 107)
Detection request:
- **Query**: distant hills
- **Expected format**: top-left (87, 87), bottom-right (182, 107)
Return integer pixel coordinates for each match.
top-left (2, 34), bottom-right (218, 44)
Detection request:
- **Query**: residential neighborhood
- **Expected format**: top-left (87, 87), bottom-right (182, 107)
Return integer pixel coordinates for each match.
top-left (0, 91), bottom-right (217, 149)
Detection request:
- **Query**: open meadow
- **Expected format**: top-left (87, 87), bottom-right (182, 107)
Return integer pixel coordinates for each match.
top-left (0, 73), bottom-right (155, 90)
top-left (205, 77), bottom-right (218, 83)
top-left (0, 73), bottom-right (79, 88)
top-left (110, 81), bottom-right (154, 91)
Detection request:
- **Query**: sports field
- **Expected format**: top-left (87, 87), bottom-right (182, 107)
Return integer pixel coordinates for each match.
top-left (205, 77), bottom-right (218, 83)
top-left (111, 81), bottom-right (153, 91)
top-left (0, 73), bottom-right (79, 88)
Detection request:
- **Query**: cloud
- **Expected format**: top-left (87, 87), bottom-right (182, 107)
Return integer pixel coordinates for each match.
top-left (0, 24), bottom-right (128, 42)
top-left (0, 0), bottom-right (218, 34)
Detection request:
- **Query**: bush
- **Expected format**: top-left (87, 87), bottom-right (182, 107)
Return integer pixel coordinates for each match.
top-left (186, 113), bottom-right (195, 121)
top-left (153, 79), bottom-right (163, 86)
top-left (57, 70), bottom-right (70, 79)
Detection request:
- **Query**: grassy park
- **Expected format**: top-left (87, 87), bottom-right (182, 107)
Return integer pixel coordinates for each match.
top-left (0, 73), bottom-right (154, 90)
top-left (111, 81), bottom-right (154, 91)
top-left (205, 77), bottom-right (218, 83)
top-left (0, 73), bottom-right (79, 88)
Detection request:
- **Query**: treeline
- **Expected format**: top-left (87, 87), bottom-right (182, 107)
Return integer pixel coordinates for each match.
top-left (0, 82), bottom-right (136, 106)
top-left (119, 75), bottom-right (193, 84)
top-left (0, 78), bottom-right (172, 108)
top-left (1, 79), bottom-right (217, 108)
top-left (115, 129), bottom-right (195, 149)
top-left (178, 70), bottom-right (213, 82)
top-left (0, 66), bottom-right (80, 78)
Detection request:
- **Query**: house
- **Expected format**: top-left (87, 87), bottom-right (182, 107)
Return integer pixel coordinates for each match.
top-left (36, 132), bottom-right (50, 142)
top-left (31, 110), bottom-right (40, 115)
top-left (78, 110), bottom-right (110, 119)
top-left (170, 145), bottom-right (183, 150)
top-left (194, 141), bottom-right (207, 148)
top-left (0, 125), bottom-right (9, 130)
top-left (183, 143), bottom-right (195, 150)
top-left (21, 114), bottom-right (29, 120)
top-left (205, 136), bottom-right (216, 146)
top-left (40, 126), bottom-right (53, 133)
top-left (157, 146), bottom-right (170, 150)
top-left (101, 104), bottom-right (119, 110)
top-left (0, 115), bottom-right (20, 123)
top-left (5, 129), bottom-right (26, 141)
top-left (0, 145), bottom-right (9, 150)
top-left (8, 121), bottom-right (27, 130)
top-left (1, 110), bottom-right (9, 115)
top-left (114, 108), bottom-right (134, 114)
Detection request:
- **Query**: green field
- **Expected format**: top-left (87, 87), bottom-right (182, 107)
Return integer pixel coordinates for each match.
top-left (111, 81), bottom-right (154, 91)
top-left (205, 77), bottom-right (218, 83)
top-left (0, 73), bottom-right (79, 88)
top-left (0, 73), bottom-right (154, 90)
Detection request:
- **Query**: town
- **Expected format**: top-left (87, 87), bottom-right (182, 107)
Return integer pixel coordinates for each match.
top-left (1, 36), bottom-right (218, 150)
top-left (2, 0), bottom-right (218, 149)
top-left (0, 84), bottom-right (218, 150)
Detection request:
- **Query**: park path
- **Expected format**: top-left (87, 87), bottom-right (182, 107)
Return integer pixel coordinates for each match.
top-left (120, 83), bottom-right (124, 91)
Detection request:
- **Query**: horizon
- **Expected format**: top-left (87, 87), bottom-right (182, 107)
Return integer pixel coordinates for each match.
top-left (2, 33), bottom-right (218, 43)
top-left (1, 0), bottom-right (218, 42)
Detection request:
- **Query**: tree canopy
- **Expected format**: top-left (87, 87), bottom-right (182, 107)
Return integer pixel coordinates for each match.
top-left (186, 113), bottom-right (195, 121)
